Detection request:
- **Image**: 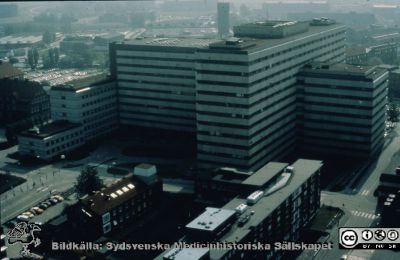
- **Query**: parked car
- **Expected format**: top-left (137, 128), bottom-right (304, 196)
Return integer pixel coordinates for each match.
top-left (38, 204), bottom-right (48, 210)
top-left (48, 199), bottom-right (57, 205)
top-left (52, 195), bottom-right (64, 201)
top-left (50, 198), bottom-right (59, 204)
top-left (42, 201), bottom-right (52, 207)
top-left (31, 207), bottom-right (44, 214)
top-left (17, 215), bottom-right (30, 221)
top-left (22, 211), bottom-right (34, 218)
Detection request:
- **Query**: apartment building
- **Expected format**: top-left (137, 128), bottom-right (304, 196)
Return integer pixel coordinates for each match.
top-left (50, 74), bottom-right (118, 141)
top-left (297, 63), bottom-right (388, 157)
top-left (111, 19), bottom-right (346, 172)
top-left (71, 167), bottom-right (162, 238)
top-left (156, 159), bottom-right (323, 260)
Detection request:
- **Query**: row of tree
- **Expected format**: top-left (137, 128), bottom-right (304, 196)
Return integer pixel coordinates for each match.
top-left (27, 47), bottom-right (60, 70)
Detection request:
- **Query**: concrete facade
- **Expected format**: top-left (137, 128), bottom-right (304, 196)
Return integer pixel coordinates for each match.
top-left (298, 63), bottom-right (388, 157)
top-left (111, 20), bottom-right (346, 172)
top-left (18, 121), bottom-right (84, 160)
top-left (50, 75), bottom-right (118, 141)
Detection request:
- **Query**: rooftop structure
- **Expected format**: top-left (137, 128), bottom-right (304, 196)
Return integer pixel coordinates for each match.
top-left (203, 20), bottom-right (344, 53)
top-left (81, 176), bottom-right (141, 216)
top-left (241, 162), bottom-right (288, 187)
top-left (163, 248), bottom-right (209, 260)
top-left (233, 20), bottom-right (310, 39)
top-left (186, 207), bottom-right (236, 232)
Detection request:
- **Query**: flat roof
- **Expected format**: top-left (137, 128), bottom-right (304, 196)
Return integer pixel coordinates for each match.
top-left (123, 37), bottom-right (219, 49)
top-left (51, 73), bottom-right (113, 91)
top-left (118, 21), bottom-right (344, 54)
top-left (242, 162), bottom-right (288, 187)
top-left (19, 121), bottom-right (82, 139)
top-left (186, 207), bottom-right (236, 232)
top-left (301, 62), bottom-right (388, 81)
top-left (0, 34), bottom-right (42, 45)
top-left (203, 22), bottom-right (345, 54)
top-left (163, 248), bottom-right (209, 260)
top-left (210, 159), bottom-right (323, 258)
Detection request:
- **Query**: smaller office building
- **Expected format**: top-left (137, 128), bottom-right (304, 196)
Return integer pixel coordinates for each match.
top-left (50, 74), bottom-right (118, 141)
top-left (18, 120), bottom-right (84, 160)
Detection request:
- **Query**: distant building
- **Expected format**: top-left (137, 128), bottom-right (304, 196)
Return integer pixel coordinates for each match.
top-left (71, 170), bottom-right (162, 238)
top-left (0, 61), bottom-right (23, 80)
top-left (59, 36), bottom-right (93, 54)
top-left (345, 46), bottom-right (369, 65)
top-left (217, 2), bottom-right (230, 37)
top-left (156, 159), bottom-right (323, 260)
top-left (17, 74), bottom-right (118, 160)
top-left (50, 74), bottom-right (118, 141)
top-left (346, 43), bottom-right (398, 65)
top-left (111, 19), bottom-right (346, 172)
top-left (18, 121), bottom-right (84, 160)
top-left (0, 34), bottom-right (42, 49)
top-left (93, 33), bottom-right (125, 53)
top-left (297, 63), bottom-right (388, 158)
top-left (0, 78), bottom-right (50, 125)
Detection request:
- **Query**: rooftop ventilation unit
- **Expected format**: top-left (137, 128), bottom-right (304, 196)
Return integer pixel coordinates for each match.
top-left (246, 190), bottom-right (264, 205)
top-left (285, 166), bottom-right (295, 173)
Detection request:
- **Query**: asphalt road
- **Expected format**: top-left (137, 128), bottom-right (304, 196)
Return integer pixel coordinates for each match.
top-left (303, 125), bottom-right (400, 260)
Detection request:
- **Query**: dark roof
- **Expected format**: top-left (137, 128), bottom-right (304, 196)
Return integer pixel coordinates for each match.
top-left (0, 78), bottom-right (46, 101)
top-left (81, 175), bottom-right (149, 215)
top-left (19, 120), bottom-right (82, 139)
top-left (51, 73), bottom-right (113, 91)
top-left (0, 61), bottom-right (23, 79)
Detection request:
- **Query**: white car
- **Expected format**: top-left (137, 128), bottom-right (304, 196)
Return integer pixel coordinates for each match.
top-left (17, 215), bottom-right (30, 221)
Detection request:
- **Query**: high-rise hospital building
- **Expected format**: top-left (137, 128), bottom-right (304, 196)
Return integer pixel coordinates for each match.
top-left (109, 20), bottom-right (360, 171)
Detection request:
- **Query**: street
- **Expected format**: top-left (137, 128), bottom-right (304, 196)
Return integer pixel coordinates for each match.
top-left (306, 124), bottom-right (400, 260)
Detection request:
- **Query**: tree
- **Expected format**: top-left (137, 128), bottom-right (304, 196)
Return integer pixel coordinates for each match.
top-left (75, 166), bottom-right (103, 198)
top-left (42, 30), bottom-right (55, 44)
top-left (54, 48), bottom-right (60, 64)
top-left (33, 48), bottom-right (39, 68)
top-left (27, 49), bottom-right (34, 69)
top-left (387, 103), bottom-right (400, 122)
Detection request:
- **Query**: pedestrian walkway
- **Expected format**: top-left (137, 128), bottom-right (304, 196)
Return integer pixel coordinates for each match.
top-left (351, 210), bottom-right (378, 220)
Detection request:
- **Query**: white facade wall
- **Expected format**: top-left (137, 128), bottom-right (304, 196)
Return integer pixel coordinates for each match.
top-left (19, 125), bottom-right (84, 160)
top-left (50, 81), bottom-right (118, 141)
